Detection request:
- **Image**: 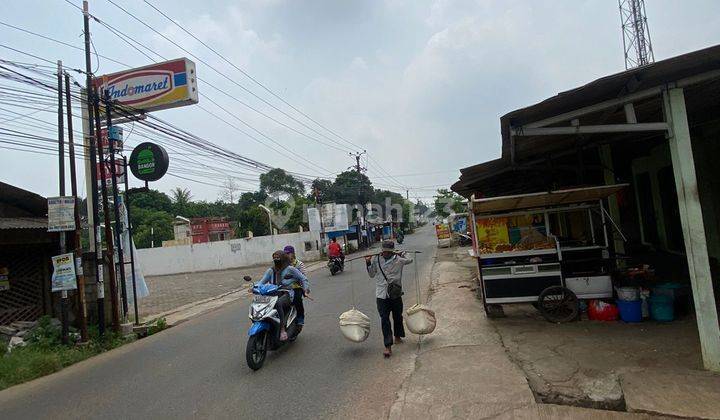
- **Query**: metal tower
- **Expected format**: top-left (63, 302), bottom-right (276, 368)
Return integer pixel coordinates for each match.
top-left (619, 0), bottom-right (655, 69)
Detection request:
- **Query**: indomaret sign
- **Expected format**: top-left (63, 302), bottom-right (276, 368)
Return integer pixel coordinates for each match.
top-left (93, 58), bottom-right (198, 113)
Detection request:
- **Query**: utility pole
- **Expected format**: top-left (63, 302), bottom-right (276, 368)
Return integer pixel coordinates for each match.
top-left (123, 157), bottom-right (140, 325)
top-left (82, 0), bottom-right (105, 335)
top-left (65, 72), bottom-right (89, 342)
top-left (350, 151), bottom-right (367, 248)
top-left (92, 90), bottom-right (121, 333)
top-left (57, 60), bottom-right (69, 345)
top-left (104, 91), bottom-right (129, 320)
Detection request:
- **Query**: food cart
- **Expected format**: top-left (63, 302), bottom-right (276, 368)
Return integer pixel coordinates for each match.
top-left (470, 184), bottom-right (628, 322)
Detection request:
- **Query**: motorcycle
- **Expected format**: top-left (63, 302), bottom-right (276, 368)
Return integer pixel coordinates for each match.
top-left (327, 256), bottom-right (344, 275)
top-left (396, 232), bottom-right (405, 244)
top-left (243, 275), bottom-right (302, 370)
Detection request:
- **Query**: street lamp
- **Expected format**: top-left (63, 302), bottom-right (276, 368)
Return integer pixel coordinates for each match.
top-left (258, 204), bottom-right (273, 236)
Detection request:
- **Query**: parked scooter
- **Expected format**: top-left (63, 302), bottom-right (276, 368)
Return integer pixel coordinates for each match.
top-left (243, 275), bottom-right (302, 370)
top-left (327, 256), bottom-right (344, 275)
top-left (396, 231), bottom-right (405, 244)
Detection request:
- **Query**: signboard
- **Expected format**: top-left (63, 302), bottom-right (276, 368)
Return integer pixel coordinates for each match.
top-left (475, 217), bottom-right (510, 247)
top-left (321, 203), bottom-right (349, 233)
top-left (47, 196), bottom-right (76, 232)
top-left (96, 160), bottom-right (126, 187)
top-left (100, 127), bottom-right (124, 152)
top-left (51, 253), bottom-right (77, 292)
top-left (435, 223), bottom-right (451, 240)
top-left (93, 58), bottom-right (198, 114)
top-left (451, 216), bottom-right (468, 233)
top-left (0, 267), bottom-right (8, 292)
top-left (129, 142), bottom-right (169, 182)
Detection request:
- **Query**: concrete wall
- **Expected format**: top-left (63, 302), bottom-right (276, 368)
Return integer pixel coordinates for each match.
top-left (137, 231), bottom-right (322, 276)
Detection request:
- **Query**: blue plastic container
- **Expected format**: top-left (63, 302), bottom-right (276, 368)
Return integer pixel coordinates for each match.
top-left (649, 295), bottom-right (674, 322)
top-left (617, 299), bottom-right (642, 323)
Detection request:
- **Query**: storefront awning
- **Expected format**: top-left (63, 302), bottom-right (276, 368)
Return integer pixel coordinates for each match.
top-left (471, 184), bottom-right (628, 214)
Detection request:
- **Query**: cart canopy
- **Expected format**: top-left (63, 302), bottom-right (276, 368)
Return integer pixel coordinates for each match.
top-left (471, 184), bottom-right (628, 214)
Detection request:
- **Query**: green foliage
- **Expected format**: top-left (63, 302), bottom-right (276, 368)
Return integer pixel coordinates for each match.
top-left (130, 207), bottom-right (174, 248)
top-left (128, 188), bottom-right (173, 213)
top-left (434, 188), bottom-right (466, 218)
top-left (331, 171), bottom-right (373, 205)
top-left (148, 318), bottom-right (168, 335)
top-left (260, 168), bottom-right (305, 197)
top-left (0, 316), bottom-right (133, 391)
top-left (309, 178), bottom-right (333, 202)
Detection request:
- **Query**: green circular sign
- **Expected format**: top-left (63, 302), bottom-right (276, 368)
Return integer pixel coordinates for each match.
top-left (129, 142), bottom-right (169, 182)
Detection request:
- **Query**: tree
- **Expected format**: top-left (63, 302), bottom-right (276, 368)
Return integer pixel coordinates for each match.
top-left (129, 207), bottom-right (174, 248)
top-left (434, 188), bottom-right (466, 218)
top-left (309, 178), bottom-right (333, 203)
top-left (170, 187), bottom-right (193, 216)
top-left (260, 168), bottom-right (305, 197)
top-left (331, 170), bottom-right (373, 205)
top-left (127, 188), bottom-right (173, 213)
top-left (219, 178), bottom-right (242, 203)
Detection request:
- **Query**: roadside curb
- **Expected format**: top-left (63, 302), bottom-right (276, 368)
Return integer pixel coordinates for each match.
top-left (141, 256), bottom-right (330, 328)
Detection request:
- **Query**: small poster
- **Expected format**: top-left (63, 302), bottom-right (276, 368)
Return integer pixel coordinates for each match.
top-left (51, 253), bottom-right (77, 292)
top-left (0, 267), bottom-right (9, 291)
top-left (435, 223), bottom-right (451, 240)
top-left (475, 217), bottom-right (510, 247)
top-left (48, 197), bottom-right (76, 232)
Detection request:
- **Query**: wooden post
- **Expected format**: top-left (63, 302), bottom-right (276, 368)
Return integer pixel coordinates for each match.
top-left (664, 87), bottom-right (720, 371)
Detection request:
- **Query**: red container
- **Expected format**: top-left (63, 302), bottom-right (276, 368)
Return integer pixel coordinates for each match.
top-left (588, 299), bottom-right (619, 321)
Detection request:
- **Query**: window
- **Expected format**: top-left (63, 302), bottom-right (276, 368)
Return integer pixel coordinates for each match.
top-left (304, 241), bottom-right (313, 251)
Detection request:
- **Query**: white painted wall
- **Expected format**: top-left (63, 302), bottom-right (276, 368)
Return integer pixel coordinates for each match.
top-left (137, 231), bottom-right (322, 276)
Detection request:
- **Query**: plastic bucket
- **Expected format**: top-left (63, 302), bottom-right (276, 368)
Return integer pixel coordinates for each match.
top-left (649, 295), bottom-right (674, 322)
top-left (617, 299), bottom-right (642, 323)
top-left (616, 287), bottom-right (639, 301)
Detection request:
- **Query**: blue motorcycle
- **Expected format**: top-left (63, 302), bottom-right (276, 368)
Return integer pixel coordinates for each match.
top-left (243, 277), bottom-right (302, 370)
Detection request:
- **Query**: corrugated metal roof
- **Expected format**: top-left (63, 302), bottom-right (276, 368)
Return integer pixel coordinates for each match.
top-left (0, 217), bottom-right (48, 230)
top-left (471, 184), bottom-right (628, 214)
top-left (0, 181), bottom-right (48, 216)
top-left (453, 43), bottom-right (720, 198)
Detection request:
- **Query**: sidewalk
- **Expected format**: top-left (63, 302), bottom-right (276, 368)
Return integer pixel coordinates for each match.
top-left (388, 246), bottom-right (672, 419)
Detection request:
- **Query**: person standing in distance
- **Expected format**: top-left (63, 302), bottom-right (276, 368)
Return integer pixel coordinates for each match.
top-left (365, 240), bottom-right (413, 358)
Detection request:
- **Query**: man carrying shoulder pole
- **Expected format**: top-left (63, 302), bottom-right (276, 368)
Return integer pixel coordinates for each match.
top-left (365, 240), bottom-right (413, 358)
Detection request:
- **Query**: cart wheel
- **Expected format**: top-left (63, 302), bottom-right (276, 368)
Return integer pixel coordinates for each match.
top-left (537, 286), bottom-right (579, 323)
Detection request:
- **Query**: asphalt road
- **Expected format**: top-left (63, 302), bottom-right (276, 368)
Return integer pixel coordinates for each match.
top-left (0, 225), bottom-right (437, 419)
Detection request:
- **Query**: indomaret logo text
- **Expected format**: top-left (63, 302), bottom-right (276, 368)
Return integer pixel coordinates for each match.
top-left (103, 70), bottom-right (174, 105)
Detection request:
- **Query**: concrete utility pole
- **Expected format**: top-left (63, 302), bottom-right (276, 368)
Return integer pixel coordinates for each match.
top-left (350, 151), bottom-right (367, 248)
top-left (82, 0), bottom-right (104, 335)
top-left (57, 60), bottom-right (69, 345)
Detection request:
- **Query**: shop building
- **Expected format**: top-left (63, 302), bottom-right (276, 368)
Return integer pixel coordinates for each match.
top-left (452, 44), bottom-right (720, 371)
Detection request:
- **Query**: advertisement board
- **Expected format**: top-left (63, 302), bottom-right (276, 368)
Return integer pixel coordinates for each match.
top-left (99, 127), bottom-right (123, 152)
top-left (475, 217), bottom-right (510, 247)
top-left (47, 196), bottom-right (76, 232)
top-left (51, 253), bottom-right (77, 292)
top-left (435, 223), bottom-right (451, 240)
top-left (96, 161), bottom-right (126, 187)
top-left (321, 203), bottom-right (349, 233)
top-left (93, 58), bottom-right (198, 114)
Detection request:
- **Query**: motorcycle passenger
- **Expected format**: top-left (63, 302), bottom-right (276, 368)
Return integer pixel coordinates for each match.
top-left (257, 250), bottom-right (310, 341)
top-left (328, 237), bottom-right (345, 265)
top-left (283, 245), bottom-right (307, 326)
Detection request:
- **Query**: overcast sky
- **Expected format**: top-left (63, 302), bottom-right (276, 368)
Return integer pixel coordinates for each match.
top-left (1, 0), bottom-right (719, 203)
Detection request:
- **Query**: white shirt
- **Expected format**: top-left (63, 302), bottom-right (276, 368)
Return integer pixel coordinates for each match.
top-left (366, 254), bottom-right (413, 299)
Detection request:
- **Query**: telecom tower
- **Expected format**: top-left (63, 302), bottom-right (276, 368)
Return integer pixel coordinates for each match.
top-left (619, 0), bottom-right (655, 69)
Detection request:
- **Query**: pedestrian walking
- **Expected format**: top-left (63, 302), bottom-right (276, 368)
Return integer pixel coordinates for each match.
top-left (365, 240), bottom-right (413, 358)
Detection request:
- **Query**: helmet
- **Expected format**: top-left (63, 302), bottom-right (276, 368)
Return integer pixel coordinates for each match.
top-left (283, 245), bottom-right (295, 254)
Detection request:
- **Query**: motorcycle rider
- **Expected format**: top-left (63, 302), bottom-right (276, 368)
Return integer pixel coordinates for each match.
top-left (257, 250), bottom-right (310, 341)
top-left (283, 245), bottom-right (307, 326)
top-left (328, 237), bottom-right (344, 266)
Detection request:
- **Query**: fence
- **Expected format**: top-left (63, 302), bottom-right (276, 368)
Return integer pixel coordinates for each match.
top-left (136, 231), bottom-right (323, 276)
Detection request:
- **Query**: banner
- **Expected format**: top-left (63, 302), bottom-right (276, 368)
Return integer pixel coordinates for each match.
top-left (51, 253), bottom-right (77, 292)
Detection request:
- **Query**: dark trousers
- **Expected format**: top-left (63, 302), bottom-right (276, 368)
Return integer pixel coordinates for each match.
top-left (376, 297), bottom-right (405, 348)
top-left (292, 290), bottom-right (305, 319)
top-left (275, 294), bottom-right (291, 328)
